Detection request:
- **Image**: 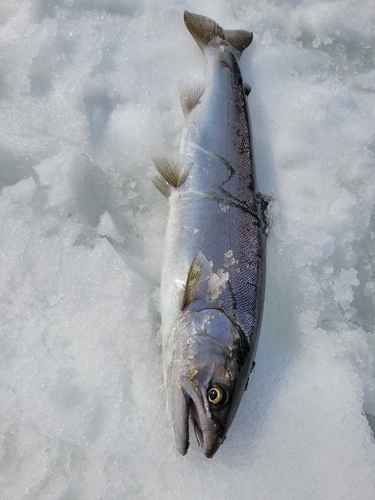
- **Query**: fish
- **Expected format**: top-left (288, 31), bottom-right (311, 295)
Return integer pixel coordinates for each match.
top-left (152, 11), bottom-right (267, 458)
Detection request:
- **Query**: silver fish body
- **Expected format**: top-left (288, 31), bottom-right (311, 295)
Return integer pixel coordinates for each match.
top-left (154, 11), bottom-right (267, 457)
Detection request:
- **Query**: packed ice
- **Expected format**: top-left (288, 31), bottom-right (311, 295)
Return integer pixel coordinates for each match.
top-left (0, 0), bottom-right (374, 498)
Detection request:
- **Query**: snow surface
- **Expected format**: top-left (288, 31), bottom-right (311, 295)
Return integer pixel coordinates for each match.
top-left (1, 0), bottom-right (375, 498)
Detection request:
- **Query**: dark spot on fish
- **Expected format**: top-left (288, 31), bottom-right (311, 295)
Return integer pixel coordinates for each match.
top-left (244, 377), bottom-right (250, 391)
top-left (228, 279), bottom-right (237, 314)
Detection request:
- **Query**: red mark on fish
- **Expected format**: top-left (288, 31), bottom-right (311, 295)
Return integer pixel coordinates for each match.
top-left (219, 60), bottom-right (230, 69)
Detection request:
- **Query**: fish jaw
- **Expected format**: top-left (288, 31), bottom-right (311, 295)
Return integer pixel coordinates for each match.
top-left (170, 373), bottom-right (189, 456)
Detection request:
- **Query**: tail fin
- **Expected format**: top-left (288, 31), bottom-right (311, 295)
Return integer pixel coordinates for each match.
top-left (184, 11), bottom-right (253, 56)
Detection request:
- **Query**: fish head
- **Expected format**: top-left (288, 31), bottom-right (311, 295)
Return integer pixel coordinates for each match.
top-left (167, 308), bottom-right (250, 458)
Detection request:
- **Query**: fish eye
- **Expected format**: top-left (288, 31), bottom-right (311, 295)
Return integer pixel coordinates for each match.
top-left (207, 385), bottom-right (228, 407)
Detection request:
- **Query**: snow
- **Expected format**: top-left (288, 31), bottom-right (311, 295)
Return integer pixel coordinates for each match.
top-left (0, 0), bottom-right (374, 498)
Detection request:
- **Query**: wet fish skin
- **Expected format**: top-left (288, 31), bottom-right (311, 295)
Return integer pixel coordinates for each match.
top-left (154, 11), bottom-right (267, 457)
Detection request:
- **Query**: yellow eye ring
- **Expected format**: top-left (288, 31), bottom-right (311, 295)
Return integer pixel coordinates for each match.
top-left (207, 386), bottom-right (223, 405)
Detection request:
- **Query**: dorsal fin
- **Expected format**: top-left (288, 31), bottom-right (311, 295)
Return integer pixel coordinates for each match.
top-left (180, 85), bottom-right (204, 117)
top-left (152, 157), bottom-right (190, 188)
top-left (181, 252), bottom-right (212, 310)
top-left (184, 11), bottom-right (253, 57)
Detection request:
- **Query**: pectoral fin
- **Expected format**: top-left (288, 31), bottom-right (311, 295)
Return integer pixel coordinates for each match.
top-left (181, 252), bottom-right (212, 310)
